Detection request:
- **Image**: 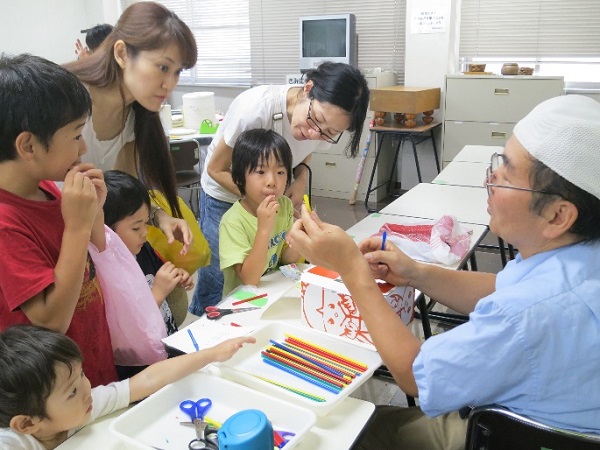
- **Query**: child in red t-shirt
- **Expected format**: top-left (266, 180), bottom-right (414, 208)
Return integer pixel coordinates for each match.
top-left (0, 54), bottom-right (117, 386)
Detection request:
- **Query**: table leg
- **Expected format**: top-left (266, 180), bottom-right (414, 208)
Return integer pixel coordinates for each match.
top-left (416, 294), bottom-right (432, 339)
top-left (387, 135), bottom-right (403, 197)
top-left (364, 133), bottom-right (386, 212)
top-left (407, 133), bottom-right (423, 183)
top-left (430, 129), bottom-right (441, 173)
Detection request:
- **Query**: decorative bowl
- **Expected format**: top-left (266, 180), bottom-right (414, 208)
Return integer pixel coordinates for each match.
top-left (501, 63), bottom-right (519, 75)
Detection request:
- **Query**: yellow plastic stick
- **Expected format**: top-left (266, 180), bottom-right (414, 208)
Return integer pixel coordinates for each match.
top-left (303, 194), bottom-right (312, 213)
top-left (284, 333), bottom-right (368, 371)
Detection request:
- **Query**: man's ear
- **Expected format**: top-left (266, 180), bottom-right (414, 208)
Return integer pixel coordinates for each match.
top-left (541, 199), bottom-right (579, 240)
top-left (14, 131), bottom-right (39, 161)
top-left (9, 414), bottom-right (41, 435)
top-left (113, 39), bottom-right (128, 69)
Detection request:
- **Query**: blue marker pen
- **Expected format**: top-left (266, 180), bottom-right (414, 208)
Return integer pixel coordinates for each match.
top-left (381, 231), bottom-right (387, 250)
top-left (187, 329), bottom-right (199, 351)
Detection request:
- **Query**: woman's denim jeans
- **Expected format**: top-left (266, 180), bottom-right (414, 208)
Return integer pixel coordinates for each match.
top-left (189, 191), bottom-right (233, 316)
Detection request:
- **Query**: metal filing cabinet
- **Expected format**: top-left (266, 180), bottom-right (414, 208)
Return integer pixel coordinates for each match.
top-left (441, 75), bottom-right (564, 167)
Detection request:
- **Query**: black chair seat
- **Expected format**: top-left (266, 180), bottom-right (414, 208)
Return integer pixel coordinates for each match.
top-left (176, 170), bottom-right (201, 187)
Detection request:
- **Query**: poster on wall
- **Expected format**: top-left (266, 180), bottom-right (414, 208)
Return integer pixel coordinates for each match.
top-left (411, 5), bottom-right (446, 34)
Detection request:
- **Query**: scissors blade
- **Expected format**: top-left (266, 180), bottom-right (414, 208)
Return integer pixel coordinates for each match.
top-left (229, 307), bottom-right (261, 313)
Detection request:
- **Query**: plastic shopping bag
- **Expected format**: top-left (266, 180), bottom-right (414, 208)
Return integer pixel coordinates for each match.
top-left (146, 190), bottom-right (210, 274)
top-left (379, 215), bottom-right (472, 265)
top-left (89, 226), bottom-right (167, 366)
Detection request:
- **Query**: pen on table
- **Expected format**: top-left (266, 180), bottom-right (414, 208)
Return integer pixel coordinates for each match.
top-left (381, 231), bottom-right (387, 250)
top-left (187, 329), bottom-right (199, 351)
top-left (303, 194), bottom-right (312, 213)
top-left (231, 292), bottom-right (268, 306)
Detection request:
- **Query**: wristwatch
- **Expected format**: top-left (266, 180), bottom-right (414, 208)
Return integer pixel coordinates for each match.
top-left (149, 205), bottom-right (163, 227)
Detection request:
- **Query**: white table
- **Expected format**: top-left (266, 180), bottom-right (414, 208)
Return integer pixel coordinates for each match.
top-left (345, 212), bottom-right (488, 270)
top-left (56, 393), bottom-right (374, 450)
top-left (452, 144), bottom-right (502, 163)
top-left (57, 269), bottom-right (374, 450)
top-left (162, 269), bottom-right (302, 354)
top-left (381, 183), bottom-right (490, 226)
top-left (432, 161), bottom-right (488, 188)
top-left (169, 130), bottom-right (214, 146)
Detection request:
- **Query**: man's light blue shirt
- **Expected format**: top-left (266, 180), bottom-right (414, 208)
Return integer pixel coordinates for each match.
top-left (414, 241), bottom-right (600, 434)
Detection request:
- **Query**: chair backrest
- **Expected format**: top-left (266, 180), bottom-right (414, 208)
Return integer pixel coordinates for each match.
top-left (169, 139), bottom-right (200, 173)
top-left (466, 405), bottom-right (600, 450)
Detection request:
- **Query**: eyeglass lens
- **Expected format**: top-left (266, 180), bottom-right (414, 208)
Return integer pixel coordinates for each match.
top-left (307, 97), bottom-right (342, 144)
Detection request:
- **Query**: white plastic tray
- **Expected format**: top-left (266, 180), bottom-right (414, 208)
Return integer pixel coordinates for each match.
top-left (109, 371), bottom-right (316, 449)
top-left (217, 322), bottom-right (382, 416)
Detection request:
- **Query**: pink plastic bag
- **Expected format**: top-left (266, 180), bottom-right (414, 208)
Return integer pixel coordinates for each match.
top-left (379, 215), bottom-right (472, 265)
top-left (89, 226), bottom-right (167, 366)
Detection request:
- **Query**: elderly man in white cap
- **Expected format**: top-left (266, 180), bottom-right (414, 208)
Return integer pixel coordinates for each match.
top-left (287, 95), bottom-right (600, 449)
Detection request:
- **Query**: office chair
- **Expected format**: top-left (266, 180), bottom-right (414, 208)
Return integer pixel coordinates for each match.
top-left (466, 405), bottom-right (600, 450)
top-left (169, 138), bottom-right (202, 217)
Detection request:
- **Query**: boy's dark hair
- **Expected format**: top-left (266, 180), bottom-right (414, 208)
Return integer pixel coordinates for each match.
top-left (231, 129), bottom-right (293, 196)
top-left (83, 24), bottom-right (113, 51)
top-left (0, 53), bottom-right (92, 163)
top-left (104, 170), bottom-right (151, 228)
top-left (0, 325), bottom-right (82, 427)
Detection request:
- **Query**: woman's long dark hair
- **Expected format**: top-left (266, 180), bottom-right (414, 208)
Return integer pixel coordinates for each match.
top-left (64, 1), bottom-right (198, 217)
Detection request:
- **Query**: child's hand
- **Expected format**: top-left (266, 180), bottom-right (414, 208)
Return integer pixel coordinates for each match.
top-left (61, 168), bottom-right (99, 232)
top-left (177, 268), bottom-right (194, 290)
top-left (74, 163), bottom-right (107, 209)
top-left (208, 336), bottom-right (256, 362)
top-left (256, 195), bottom-right (279, 232)
top-left (153, 262), bottom-right (183, 300)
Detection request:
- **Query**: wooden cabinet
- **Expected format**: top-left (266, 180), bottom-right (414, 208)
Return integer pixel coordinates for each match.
top-left (441, 75), bottom-right (564, 167)
top-left (311, 71), bottom-right (396, 201)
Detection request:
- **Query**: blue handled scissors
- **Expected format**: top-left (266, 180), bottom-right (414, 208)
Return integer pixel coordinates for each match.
top-left (204, 306), bottom-right (261, 320)
top-left (179, 398), bottom-right (218, 450)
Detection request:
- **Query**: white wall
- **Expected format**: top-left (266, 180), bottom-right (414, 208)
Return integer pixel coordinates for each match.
top-left (395, 0), bottom-right (460, 189)
top-left (0, 0), bottom-right (112, 64)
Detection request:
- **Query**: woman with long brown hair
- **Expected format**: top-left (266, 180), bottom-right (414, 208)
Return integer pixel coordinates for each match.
top-left (64, 1), bottom-right (197, 251)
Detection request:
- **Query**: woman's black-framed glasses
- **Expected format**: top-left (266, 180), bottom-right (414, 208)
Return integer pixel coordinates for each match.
top-left (306, 97), bottom-right (343, 144)
top-left (485, 152), bottom-right (557, 197)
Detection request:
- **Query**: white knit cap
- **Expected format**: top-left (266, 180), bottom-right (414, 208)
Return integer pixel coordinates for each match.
top-left (513, 95), bottom-right (600, 200)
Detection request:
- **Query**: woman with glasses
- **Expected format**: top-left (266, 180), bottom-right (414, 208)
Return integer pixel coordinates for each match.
top-left (191, 61), bottom-right (369, 315)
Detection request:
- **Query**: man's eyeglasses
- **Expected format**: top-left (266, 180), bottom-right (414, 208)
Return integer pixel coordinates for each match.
top-left (306, 97), bottom-right (343, 144)
top-left (485, 152), bottom-right (557, 197)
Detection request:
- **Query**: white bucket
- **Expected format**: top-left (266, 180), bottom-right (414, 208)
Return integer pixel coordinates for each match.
top-left (182, 92), bottom-right (215, 132)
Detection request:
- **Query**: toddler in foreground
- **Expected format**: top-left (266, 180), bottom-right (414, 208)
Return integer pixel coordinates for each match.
top-left (0, 324), bottom-right (255, 449)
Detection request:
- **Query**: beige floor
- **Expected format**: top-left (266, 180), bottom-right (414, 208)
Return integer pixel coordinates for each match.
top-left (182, 194), bottom-right (505, 408)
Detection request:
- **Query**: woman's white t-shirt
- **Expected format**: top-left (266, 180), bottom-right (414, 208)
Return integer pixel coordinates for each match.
top-left (201, 84), bottom-right (330, 204)
top-left (81, 109), bottom-right (136, 172)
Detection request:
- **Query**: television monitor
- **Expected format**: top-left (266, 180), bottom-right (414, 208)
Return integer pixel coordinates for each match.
top-left (299, 14), bottom-right (357, 72)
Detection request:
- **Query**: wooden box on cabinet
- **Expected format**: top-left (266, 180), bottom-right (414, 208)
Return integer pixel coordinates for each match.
top-left (441, 75), bottom-right (563, 167)
top-left (370, 86), bottom-right (440, 114)
top-left (312, 71), bottom-right (396, 201)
